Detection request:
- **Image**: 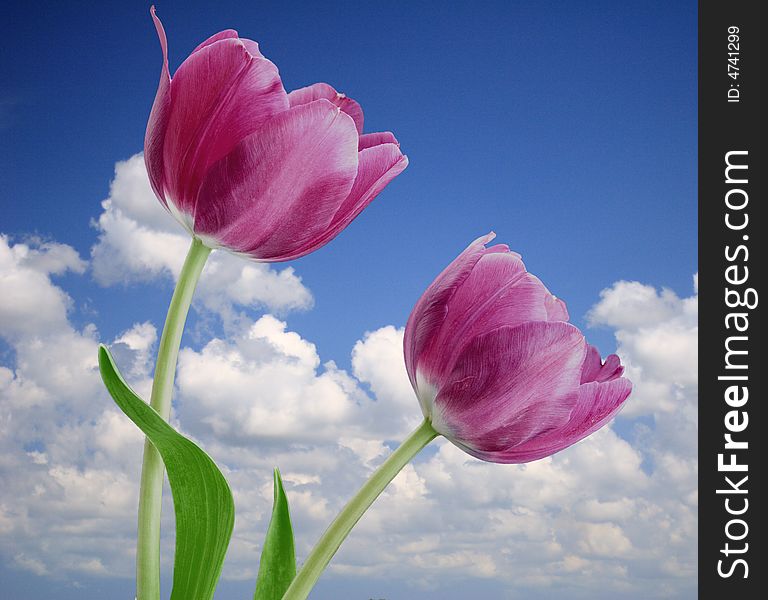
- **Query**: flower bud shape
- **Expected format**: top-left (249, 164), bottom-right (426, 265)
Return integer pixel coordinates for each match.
top-left (144, 7), bottom-right (408, 261)
top-left (404, 233), bottom-right (631, 463)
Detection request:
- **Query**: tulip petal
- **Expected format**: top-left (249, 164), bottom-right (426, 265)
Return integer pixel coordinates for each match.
top-left (239, 39), bottom-right (265, 59)
top-left (433, 254), bottom-right (566, 372)
top-left (358, 131), bottom-right (398, 151)
top-left (330, 143), bottom-right (408, 233)
top-left (545, 294), bottom-right (569, 321)
top-left (163, 38), bottom-right (289, 214)
top-left (194, 32), bottom-right (264, 64)
top-left (194, 99), bottom-right (359, 259)
top-left (404, 233), bottom-right (496, 390)
top-left (144, 7), bottom-right (172, 207)
top-left (432, 321), bottom-right (586, 459)
top-left (289, 83), bottom-right (364, 134)
top-left (275, 143), bottom-right (408, 261)
top-left (413, 249), bottom-right (566, 386)
top-left (565, 378), bottom-right (631, 439)
top-left (496, 377), bottom-right (632, 463)
top-left (580, 345), bottom-right (625, 383)
top-left (192, 30), bottom-right (240, 54)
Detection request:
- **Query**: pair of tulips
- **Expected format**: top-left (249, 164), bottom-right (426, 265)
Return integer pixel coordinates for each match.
top-left (113, 8), bottom-right (631, 600)
top-left (146, 8), bottom-right (630, 456)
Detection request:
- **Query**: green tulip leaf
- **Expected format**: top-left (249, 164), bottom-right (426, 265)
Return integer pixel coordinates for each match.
top-left (98, 344), bottom-right (234, 600)
top-left (254, 468), bottom-right (297, 600)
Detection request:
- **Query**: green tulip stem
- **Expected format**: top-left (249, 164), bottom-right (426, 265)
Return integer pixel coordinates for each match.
top-left (136, 237), bottom-right (211, 600)
top-left (282, 419), bottom-right (439, 600)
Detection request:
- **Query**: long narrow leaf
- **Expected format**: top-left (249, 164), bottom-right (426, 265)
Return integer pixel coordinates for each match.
top-left (254, 468), bottom-right (296, 600)
top-left (98, 345), bottom-right (234, 600)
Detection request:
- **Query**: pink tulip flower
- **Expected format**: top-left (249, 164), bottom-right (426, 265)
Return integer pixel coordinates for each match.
top-left (144, 7), bottom-right (408, 261)
top-left (404, 233), bottom-right (631, 463)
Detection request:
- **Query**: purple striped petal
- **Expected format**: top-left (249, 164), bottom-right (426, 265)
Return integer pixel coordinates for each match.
top-left (404, 233), bottom-right (498, 390)
top-left (194, 99), bottom-right (359, 259)
top-left (192, 30), bottom-right (240, 53)
top-left (580, 344), bottom-right (625, 383)
top-left (161, 35), bottom-right (288, 215)
top-left (274, 142), bottom-right (408, 261)
top-left (492, 377), bottom-right (632, 463)
top-left (289, 83), bottom-right (364, 134)
top-left (564, 378), bottom-right (631, 440)
top-left (193, 34), bottom-right (264, 63)
top-left (545, 294), bottom-right (569, 321)
top-left (430, 253), bottom-right (569, 378)
top-left (431, 321), bottom-right (586, 459)
top-left (144, 7), bottom-right (172, 208)
top-left (359, 131), bottom-right (399, 151)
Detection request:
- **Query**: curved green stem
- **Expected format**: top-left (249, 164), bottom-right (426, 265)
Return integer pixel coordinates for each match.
top-left (136, 237), bottom-right (211, 600)
top-left (282, 419), bottom-right (438, 600)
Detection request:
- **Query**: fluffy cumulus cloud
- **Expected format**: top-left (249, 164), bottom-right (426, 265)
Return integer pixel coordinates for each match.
top-left (0, 167), bottom-right (697, 598)
top-left (0, 235), bottom-right (150, 579)
top-left (588, 276), bottom-right (699, 462)
top-left (0, 236), bottom-right (86, 339)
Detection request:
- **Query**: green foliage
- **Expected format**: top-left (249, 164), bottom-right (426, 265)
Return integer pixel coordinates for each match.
top-left (254, 468), bottom-right (297, 600)
top-left (98, 345), bottom-right (234, 600)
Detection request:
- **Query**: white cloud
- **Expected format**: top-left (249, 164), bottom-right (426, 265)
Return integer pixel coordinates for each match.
top-left (0, 236), bottom-right (153, 578)
top-left (13, 553), bottom-right (49, 576)
top-left (0, 236), bottom-right (85, 339)
top-left (176, 315), bottom-right (364, 444)
top-left (13, 239), bottom-right (86, 277)
top-left (352, 325), bottom-right (417, 419)
top-left (176, 320), bottom-right (422, 451)
top-left (110, 321), bottom-right (157, 381)
top-left (587, 280), bottom-right (690, 331)
top-left (1, 217), bottom-right (698, 599)
top-left (350, 325), bottom-right (424, 439)
top-left (90, 154), bottom-right (313, 318)
top-left (589, 276), bottom-right (698, 419)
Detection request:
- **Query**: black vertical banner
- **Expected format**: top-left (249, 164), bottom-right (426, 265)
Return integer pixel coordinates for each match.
top-left (699, 0), bottom-right (765, 596)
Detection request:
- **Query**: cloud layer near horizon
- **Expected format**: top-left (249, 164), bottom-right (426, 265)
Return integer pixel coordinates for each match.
top-left (0, 155), bottom-right (697, 598)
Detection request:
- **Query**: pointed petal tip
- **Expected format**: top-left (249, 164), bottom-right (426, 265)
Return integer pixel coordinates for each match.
top-left (192, 30), bottom-right (246, 55)
top-left (476, 232), bottom-right (521, 259)
top-left (358, 131), bottom-right (401, 151)
top-left (149, 5), bottom-right (168, 62)
top-left (472, 231), bottom-right (496, 248)
top-left (288, 82), bottom-right (364, 133)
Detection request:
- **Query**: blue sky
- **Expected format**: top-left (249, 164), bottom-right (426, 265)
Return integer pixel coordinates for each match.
top-left (1, 1), bottom-right (696, 598)
top-left (2, 0), bottom-right (696, 361)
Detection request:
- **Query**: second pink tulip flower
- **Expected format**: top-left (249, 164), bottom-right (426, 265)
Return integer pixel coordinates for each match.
top-left (404, 234), bottom-right (632, 463)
